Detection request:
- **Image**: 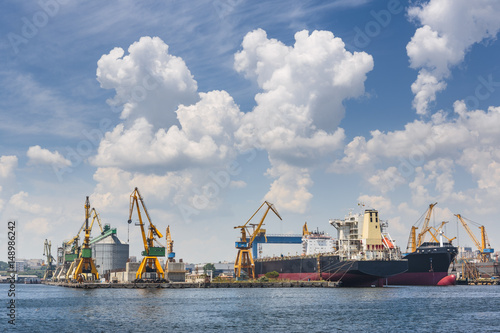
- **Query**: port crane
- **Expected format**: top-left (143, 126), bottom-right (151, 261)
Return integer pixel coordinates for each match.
top-left (455, 214), bottom-right (494, 262)
top-left (65, 207), bottom-right (104, 280)
top-left (73, 196), bottom-right (99, 281)
top-left (303, 222), bottom-right (311, 236)
top-left (166, 225), bottom-right (175, 262)
top-left (406, 202), bottom-right (437, 252)
top-left (234, 201), bottom-right (282, 279)
top-left (42, 239), bottom-right (55, 280)
top-left (128, 187), bottom-right (166, 282)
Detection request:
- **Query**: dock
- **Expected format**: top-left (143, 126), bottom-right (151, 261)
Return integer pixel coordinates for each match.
top-left (42, 281), bottom-right (341, 289)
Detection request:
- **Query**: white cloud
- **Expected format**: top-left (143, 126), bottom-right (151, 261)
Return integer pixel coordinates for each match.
top-left (91, 90), bottom-right (243, 170)
top-left (96, 36), bottom-right (199, 129)
top-left (358, 194), bottom-right (392, 214)
top-left (407, 0), bottom-right (500, 115)
top-left (0, 155), bottom-right (18, 178)
top-left (333, 101), bottom-right (500, 214)
top-left (9, 191), bottom-right (52, 215)
top-left (234, 29), bottom-right (372, 211)
top-left (368, 166), bottom-right (406, 193)
top-left (27, 145), bottom-right (71, 167)
top-left (264, 163), bottom-right (313, 214)
top-left (91, 30), bottom-right (373, 214)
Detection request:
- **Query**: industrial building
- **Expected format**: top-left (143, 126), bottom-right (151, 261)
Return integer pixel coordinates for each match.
top-left (91, 225), bottom-right (129, 280)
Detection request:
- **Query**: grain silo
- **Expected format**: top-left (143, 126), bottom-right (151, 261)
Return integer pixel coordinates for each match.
top-left (91, 225), bottom-right (129, 279)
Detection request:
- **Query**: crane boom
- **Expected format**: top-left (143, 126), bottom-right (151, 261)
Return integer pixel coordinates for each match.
top-left (416, 202), bottom-right (437, 247)
top-left (455, 214), bottom-right (492, 262)
top-left (73, 196), bottom-right (99, 281)
top-left (128, 187), bottom-right (165, 281)
top-left (234, 201), bottom-right (282, 279)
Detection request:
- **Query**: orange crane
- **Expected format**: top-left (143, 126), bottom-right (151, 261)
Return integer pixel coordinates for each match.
top-left (234, 201), bottom-right (282, 279)
top-left (73, 196), bottom-right (99, 282)
top-left (455, 214), bottom-right (493, 262)
top-left (128, 187), bottom-right (165, 282)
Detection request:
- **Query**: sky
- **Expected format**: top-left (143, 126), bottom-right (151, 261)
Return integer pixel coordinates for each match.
top-left (1, 0), bottom-right (500, 264)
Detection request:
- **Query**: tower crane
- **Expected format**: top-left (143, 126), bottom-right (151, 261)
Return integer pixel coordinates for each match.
top-left (455, 214), bottom-right (494, 262)
top-left (43, 239), bottom-right (55, 280)
top-left (73, 196), bottom-right (99, 282)
top-left (128, 187), bottom-right (166, 282)
top-left (234, 201), bottom-right (282, 279)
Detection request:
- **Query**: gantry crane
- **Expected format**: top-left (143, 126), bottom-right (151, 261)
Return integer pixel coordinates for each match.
top-left (455, 214), bottom-right (494, 262)
top-left (234, 201), bottom-right (282, 279)
top-left (43, 239), bottom-right (55, 280)
top-left (128, 187), bottom-right (166, 282)
top-left (406, 202), bottom-right (437, 252)
top-left (73, 196), bottom-right (99, 282)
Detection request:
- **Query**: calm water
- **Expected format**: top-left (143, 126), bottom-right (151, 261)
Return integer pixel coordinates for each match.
top-left (1, 284), bottom-right (499, 332)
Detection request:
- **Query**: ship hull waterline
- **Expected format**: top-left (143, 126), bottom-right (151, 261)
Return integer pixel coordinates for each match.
top-left (255, 255), bottom-right (408, 287)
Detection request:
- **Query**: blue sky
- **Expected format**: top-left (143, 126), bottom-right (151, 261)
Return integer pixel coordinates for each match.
top-left (1, 0), bottom-right (500, 264)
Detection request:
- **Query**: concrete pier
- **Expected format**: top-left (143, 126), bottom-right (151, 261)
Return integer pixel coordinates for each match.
top-left (42, 280), bottom-right (341, 289)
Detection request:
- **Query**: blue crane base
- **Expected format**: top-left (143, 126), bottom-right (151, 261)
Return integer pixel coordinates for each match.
top-left (251, 235), bottom-right (302, 259)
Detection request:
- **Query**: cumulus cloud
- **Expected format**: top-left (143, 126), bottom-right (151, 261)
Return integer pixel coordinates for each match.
top-left (92, 90), bottom-right (243, 170)
top-left (358, 194), bottom-right (392, 214)
top-left (407, 0), bottom-right (500, 115)
top-left (9, 191), bottom-right (52, 215)
top-left (264, 162), bottom-right (313, 213)
top-left (96, 36), bottom-right (199, 129)
top-left (235, 29), bottom-right (372, 148)
top-left (334, 101), bottom-right (500, 214)
top-left (368, 166), bottom-right (406, 193)
top-left (0, 155), bottom-right (18, 178)
top-left (91, 30), bottom-right (373, 214)
top-left (27, 145), bottom-right (71, 167)
top-left (234, 29), bottom-right (372, 209)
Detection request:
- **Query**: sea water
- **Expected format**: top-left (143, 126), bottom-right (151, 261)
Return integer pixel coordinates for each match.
top-left (1, 284), bottom-right (499, 332)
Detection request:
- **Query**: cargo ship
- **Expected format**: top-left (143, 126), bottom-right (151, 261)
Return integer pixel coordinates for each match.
top-left (383, 241), bottom-right (458, 286)
top-left (381, 203), bottom-right (459, 286)
top-left (254, 209), bottom-right (408, 287)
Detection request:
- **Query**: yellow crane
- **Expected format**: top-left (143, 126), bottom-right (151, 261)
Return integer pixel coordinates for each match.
top-left (128, 187), bottom-right (166, 282)
top-left (303, 222), bottom-right (311, 236)
top-left (406, 202), bottom-right (437, 252)
top-left (455, 214), bottom-right (493, 262)
top-left (42, 239), bottom-right (55, 280)
top-left (427, 221), bottom-right (456, 244)
top-left (416, 202), bottom-right (437, 247)
top-left (234, 201), bottom-right (282, 279)
top-left (166, 225), bottom-right (175, 262)
top-left (65, 206), bottom-right (104, 280)
top-left (73, 196), bottom-right (99, 282)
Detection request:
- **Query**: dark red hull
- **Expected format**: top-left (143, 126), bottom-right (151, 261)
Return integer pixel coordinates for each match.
top-left (382, 242), bottom-right (458, 286)
top-left (255, 255), bottom-right (408, 287)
